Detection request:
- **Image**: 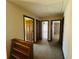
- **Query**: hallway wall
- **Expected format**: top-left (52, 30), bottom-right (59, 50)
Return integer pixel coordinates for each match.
top-left (6, 1), bottom-right (37, 59)
top-left (63, 0), bottom-right (72, 59)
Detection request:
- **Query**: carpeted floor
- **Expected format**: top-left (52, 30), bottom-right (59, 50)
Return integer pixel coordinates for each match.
top-left (33, 39), bottom-right (64, 59)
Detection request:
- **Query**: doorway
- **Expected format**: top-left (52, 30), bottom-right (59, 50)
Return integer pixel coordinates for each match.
top-left (51, 19), bottom-right (64, 47)
top-left (51, 21), bottom-right (60, 41)
top-left (23, 15), bottom-right (34, 42)
top-left (42, 21), bottom-right (48, 40)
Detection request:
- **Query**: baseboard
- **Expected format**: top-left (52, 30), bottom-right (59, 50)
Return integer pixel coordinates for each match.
top-left (61, 49), bottom-right (65, 59)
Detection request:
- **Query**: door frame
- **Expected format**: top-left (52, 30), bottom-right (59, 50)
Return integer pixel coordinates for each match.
top-left (41, 20), bottom-right (49, 40)
top-left (23, 15), bottom-right (34, 42)
top-left (51, 19), bottom-right (64, 47)
top-left (36, 20), bottom-right (42, 42)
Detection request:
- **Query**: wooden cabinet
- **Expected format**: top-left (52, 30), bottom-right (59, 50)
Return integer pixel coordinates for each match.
top-left (10, 38), bottom-right (33, 59)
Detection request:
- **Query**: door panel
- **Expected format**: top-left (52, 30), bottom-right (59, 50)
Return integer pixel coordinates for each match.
top-left (24, 16), bottom-right (34, 42)
top-left (36, 20), bottom-right (42, 42)
top-left (59, 19), bottom-right (64, 47)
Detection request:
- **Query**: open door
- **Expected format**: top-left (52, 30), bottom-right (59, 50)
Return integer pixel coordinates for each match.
top-left (23, 16), bottom-right (34, 42)
top-left (36, 20), bottom-right (42, 42)
top-left (59, 19), bottom-right (64, 47)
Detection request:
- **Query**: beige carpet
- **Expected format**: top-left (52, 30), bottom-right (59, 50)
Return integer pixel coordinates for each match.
top-left (33, 39), bottom-right (64, 59)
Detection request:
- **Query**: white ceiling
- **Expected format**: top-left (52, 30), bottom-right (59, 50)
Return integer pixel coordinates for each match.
top-left (7, 0), bottom-right (68, 17)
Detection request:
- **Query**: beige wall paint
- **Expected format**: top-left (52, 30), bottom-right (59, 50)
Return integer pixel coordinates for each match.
top-left (39, 15), bottom-right (63, 20)
top-left (6, 1), bottom-right (37, 59)
top-left (63, 0), bottom-right (72, 59)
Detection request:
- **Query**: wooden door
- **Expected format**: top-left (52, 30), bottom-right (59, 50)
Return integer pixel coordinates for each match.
top-left (36, 20), bottom-right (42, 42)
top-left (24, 16), bottom-right (34, 42)
top-left (59, 19), bottom-right (64, 47)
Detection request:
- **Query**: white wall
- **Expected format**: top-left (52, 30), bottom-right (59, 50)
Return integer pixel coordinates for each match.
top-left (6, 1), bottom-right (37, 59)
top-left (63, 0), bottom-right (72, 59)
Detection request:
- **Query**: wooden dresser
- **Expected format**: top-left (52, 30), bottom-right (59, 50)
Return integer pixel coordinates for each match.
top-left (10, 39), bottom-right (33, 59)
